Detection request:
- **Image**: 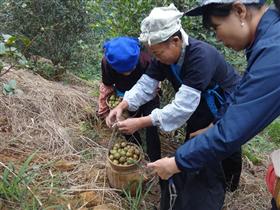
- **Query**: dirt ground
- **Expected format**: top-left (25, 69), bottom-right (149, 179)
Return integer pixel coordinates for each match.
top-left (0, 69), bottom-right (273, 210)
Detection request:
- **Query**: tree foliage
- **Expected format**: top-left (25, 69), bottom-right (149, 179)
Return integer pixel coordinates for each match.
top-left (0, 0), bottom-right (91, 66)
top-left (0, 0), bottom-right (247, 79)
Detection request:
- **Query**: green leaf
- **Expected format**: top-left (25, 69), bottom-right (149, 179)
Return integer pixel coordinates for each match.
top-left (3, 80), bottom-right (17, 95)
top-left (9, 47), bottom-right (17, 52)
top-left (18, 152), bottom-right (36, 178)
top-left (19, 35), bottom-right (31, 47)
top-left (2, 34), bottom-right (12, 42)
top-left (5, 36), bottom-right (16, 46)
top-left (0, 42), bottom-right (6, 55)
top-left (8, 80), bottom-right (16, 89)
top-left (3, 84), bottom-right (12, 92)
top-left (18, 58), bottom-right (28, 65)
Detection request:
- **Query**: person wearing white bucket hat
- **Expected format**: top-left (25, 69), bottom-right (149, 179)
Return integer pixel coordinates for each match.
top-left (106, 3), bottom-right (242, 210)
top-left (145, 1), bottom-right (280, 210)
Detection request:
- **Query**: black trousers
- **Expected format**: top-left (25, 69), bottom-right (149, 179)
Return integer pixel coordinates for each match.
top-left (124, 96), bottom-right (161, 162)
top-left (160, 163), bottom-right (225, 210)
top-left (272, 198), bottom-right (279, 210)
top-left (160, 99), bottom-right (242, 210)
top-left (187, 98), bottom-right (242, 192)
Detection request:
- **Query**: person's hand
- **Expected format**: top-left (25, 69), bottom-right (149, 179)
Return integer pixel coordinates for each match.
top-left (147, 157), bottom-right (181, 180)
top-left (189, 123), bottom-right (213, 138)
top-left (117, 116), bottom-right (153, 134)
top-left (117, 118), bottom-right (142, 134)
top-left (106, 108), bottom-right (121, 127)
top-left (105, 100), bottom-right (128, 127)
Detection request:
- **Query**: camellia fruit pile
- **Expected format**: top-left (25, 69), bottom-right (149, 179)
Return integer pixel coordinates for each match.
top-left (109, 141), bottom-right (141, 166)
top-left (108, 95), bottom-right (122, 109)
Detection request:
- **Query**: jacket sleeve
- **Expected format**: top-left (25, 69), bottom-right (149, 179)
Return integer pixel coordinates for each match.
top-left (175, 46), bottom-right (280, 172)
top-left (123, 74), bottom-right (159, 111)
top-left (97, 83), bottom-right (114, 119)
top-left (150, 85), bottom-right (201, 132)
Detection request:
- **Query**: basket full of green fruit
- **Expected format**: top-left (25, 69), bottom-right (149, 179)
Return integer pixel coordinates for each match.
top-left (107, 141), bottom-right (142, 171)
top-left (106, 94), bottom-right (122, 110)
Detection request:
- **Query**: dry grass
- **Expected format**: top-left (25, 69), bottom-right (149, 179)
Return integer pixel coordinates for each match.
top-left (0, 68), bottom-right (126, 209)
top-left (0, 69), bottom-right (97, 154)
top-left (223, 157), bottom-right (271, 210)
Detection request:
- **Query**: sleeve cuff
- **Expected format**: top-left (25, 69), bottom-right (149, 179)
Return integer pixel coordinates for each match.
top-left (149, 109), bottom-right (160, 126)
top-left (175, 150), bottom-right (187, 172)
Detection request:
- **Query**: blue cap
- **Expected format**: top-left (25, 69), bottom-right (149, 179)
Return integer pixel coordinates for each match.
top-left (103, 37), bottom-right (140, 73)
top-left (185, 0), bottom-right (266, 16)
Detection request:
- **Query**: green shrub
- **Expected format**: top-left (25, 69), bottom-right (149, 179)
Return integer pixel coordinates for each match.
top-left (0, 0), bottom-right (91, 68)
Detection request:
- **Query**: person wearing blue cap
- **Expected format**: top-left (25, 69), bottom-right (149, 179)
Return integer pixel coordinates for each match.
top-left (106, 4), bottom-right (242, 210)
top-left (145, 1), bottom-right (280, 210)
top-left (97, 36), bottom-right (161, 162)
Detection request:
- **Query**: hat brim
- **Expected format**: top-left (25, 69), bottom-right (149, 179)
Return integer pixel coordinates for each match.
top-left (184, 6), bottom-right (206, 16)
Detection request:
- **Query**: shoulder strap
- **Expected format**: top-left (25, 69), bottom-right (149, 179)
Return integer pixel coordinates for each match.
top-left (203, 85), bottom-right (226, 118)
top-left (171, 64), bottom-right (183, 84)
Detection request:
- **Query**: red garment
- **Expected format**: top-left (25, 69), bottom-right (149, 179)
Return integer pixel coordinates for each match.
top-left (266, 164), bottom-right (277, 196)
top-left (97, 83), bottom-right (114, 119)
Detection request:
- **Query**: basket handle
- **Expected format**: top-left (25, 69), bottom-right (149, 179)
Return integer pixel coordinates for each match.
top-left (108, 126), bottom-right (119, 149)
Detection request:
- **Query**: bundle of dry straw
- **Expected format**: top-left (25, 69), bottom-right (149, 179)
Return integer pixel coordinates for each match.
top-left (0, 69), bottom-right (97, 154)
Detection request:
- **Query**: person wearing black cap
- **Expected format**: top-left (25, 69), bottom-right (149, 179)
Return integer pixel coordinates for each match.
top-left (106, 4), bottom-right (241, 210)
top-left (274, 0), bottom-right (280, 10)
top-left (146, 1), bottom-right (280, 210)
top-left (97, 36), bottom-right (161, 162)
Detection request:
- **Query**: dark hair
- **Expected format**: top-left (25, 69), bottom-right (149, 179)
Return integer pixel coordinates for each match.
top-left (274, 0), bottom-right (280, 11)
top-left (202, 3), bottom-right (233, 29)
top-left (170, 30), bottom-right (182, 39)
top-left (163, 30), bottom-right (182, 43)
top-left (202, 3), bottom-right (264, 29)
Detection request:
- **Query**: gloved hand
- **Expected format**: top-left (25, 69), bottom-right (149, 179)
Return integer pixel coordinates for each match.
top-left (97, 83), bottom-right (114, 119)
top-left (266, 164), bottom-right (277, 195)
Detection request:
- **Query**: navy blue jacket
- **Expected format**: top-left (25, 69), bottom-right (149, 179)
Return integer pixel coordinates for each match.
top-left (175, 9), bottom-right (280, 171)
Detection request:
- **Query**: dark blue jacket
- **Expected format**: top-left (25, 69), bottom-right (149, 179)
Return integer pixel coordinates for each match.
top-left (175, 8), bottom-right (280, 171)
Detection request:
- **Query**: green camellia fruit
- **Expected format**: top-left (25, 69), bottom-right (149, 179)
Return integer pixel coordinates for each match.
top-left (121, 142), bottom-right (127, 148)
top-left (114, 152), bottom-right (121, 160)
top-left (110, 149), bottom-right (117, 154)
top-left (109, 155), bottom-right (114, 160)
top-left (113, 159), bottom-right (119, 165)
top-left (119, 156), bottom-right (126, 163)
top-left (133, 154), bottom-right (139, 160)
top-left (126, 151), bottom-right (132, 157)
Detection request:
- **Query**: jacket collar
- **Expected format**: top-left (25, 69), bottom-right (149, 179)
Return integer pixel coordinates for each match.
top-left (246, 8), bottom-right (280, 60)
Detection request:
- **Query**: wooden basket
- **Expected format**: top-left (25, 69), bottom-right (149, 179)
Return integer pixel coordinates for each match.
top-left (106, 94), bottom-right (122, 110)
top-left (106, 142), bottom-right (144, 195)
top-left (107, 142), bottom-right (143, 170)
top-left (106, 95), bottom-right (139, 118)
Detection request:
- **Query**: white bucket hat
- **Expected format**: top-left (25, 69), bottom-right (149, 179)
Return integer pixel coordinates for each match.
top-left (139, 4), bottom-right (184, 46)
